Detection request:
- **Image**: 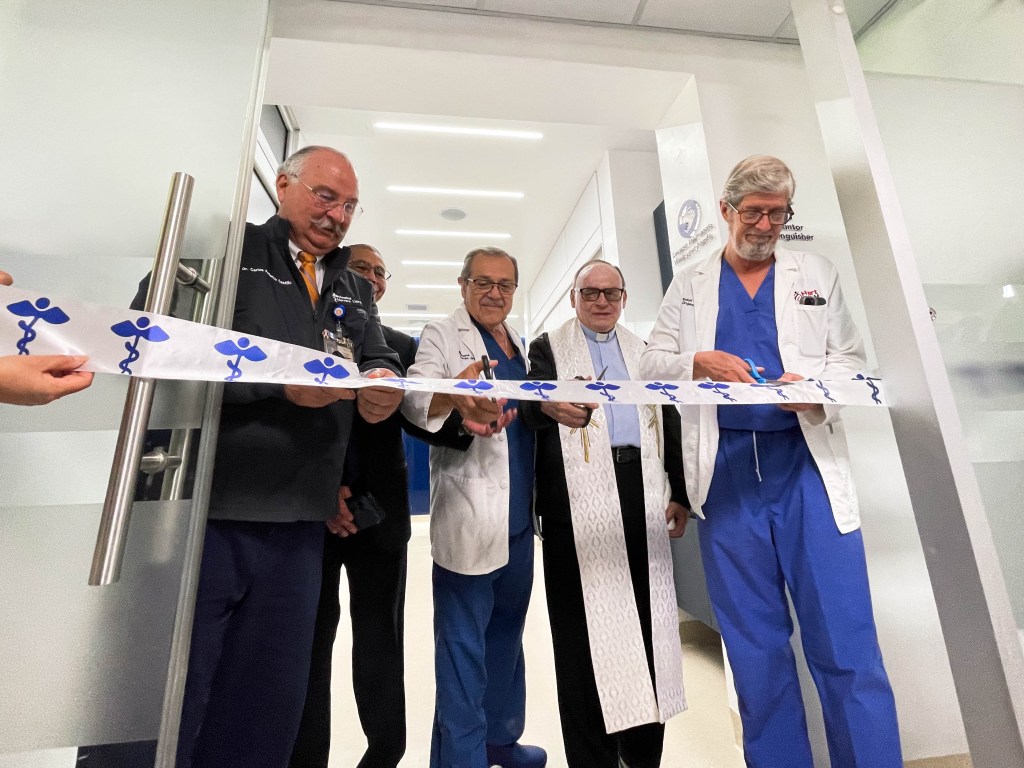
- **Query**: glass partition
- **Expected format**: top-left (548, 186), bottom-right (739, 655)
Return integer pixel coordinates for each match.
top-left (0, 0), bottom-right (269, 761)
top-left (858, 0), bottom-right (1024, 638)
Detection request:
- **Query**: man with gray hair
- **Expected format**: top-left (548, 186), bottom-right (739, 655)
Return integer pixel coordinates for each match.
top-left (641, 155), bottom-right (902, 766)
top-left (403, 246), bottom-right (546, 768)
top-left (173, 146), bottom-right (403, 768)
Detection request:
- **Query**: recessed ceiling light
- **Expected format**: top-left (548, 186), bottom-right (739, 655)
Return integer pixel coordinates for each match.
top-left (400, 260), bottom-right (464, 267)
top-left (374, 122), bottom-right (543, 140)
top-left (407, 284), bottom-right (461, 290)
top-left (387, 185), bottom-right (525, 200)
top-left (378, 311), bottom-right (449, 318)
top-left (397, 229), bottom-right (512, 239)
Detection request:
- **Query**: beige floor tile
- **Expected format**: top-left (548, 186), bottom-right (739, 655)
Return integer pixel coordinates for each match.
top-left (327, 521), bottom-right (744, 767)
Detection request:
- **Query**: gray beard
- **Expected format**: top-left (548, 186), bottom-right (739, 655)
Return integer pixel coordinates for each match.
top-left (736, 239), bottom-right (774, 262)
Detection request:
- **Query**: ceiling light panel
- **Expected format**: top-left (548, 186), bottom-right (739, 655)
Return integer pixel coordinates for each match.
top-left (397, 229), bottom-right (512, 239)
top-left (388, 185), bottom-right (525, 199)
top-left (400, 261), bottom-right (464, 267)
top-left (407, 284), bottom-right (462, 290)
top-left (378, 311), bottom-right (449, 318)
top-left (374, 121), bottom-right (543, 140)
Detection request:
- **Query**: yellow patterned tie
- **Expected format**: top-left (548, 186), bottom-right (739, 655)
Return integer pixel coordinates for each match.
top-left (298, 251), bottom-right (319, 306)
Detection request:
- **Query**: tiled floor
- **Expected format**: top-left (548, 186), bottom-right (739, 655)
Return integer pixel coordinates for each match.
top-left (327, 518), bottom-right (745, 767)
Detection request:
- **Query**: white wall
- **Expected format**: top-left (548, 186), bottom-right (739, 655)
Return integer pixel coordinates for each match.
top-left (857, 0), bottom-right (1024, 87)
top-left (596, 150), bottom-right (666, 334)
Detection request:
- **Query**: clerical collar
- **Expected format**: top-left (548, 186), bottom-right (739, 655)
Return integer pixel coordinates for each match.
top-left (581, 325), bottom-right (616, 343)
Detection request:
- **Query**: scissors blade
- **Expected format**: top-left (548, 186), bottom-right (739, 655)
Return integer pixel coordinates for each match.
top-left (597, 365), bottom-right (609, 380)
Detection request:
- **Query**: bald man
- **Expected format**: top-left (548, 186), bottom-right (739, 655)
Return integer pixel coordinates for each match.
top-left (173, 147), bottom-right (402, 768)
top-left (521, 262), bottom-right (688, 768)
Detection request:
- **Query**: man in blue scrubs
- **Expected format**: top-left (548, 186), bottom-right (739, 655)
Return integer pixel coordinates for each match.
top-left (402, 247), bottom-right (545, 768)
top-left (641, 156), bottom-right (902, 767)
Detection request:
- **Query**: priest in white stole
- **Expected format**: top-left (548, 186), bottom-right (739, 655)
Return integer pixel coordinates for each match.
top-left (521, 261), bottom-right (689, 768)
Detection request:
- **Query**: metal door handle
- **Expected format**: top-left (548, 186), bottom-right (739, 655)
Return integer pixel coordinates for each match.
top-left (89, 172), bottom-right (194, 586)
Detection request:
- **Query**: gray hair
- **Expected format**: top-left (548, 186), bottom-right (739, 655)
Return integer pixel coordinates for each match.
top-left (349, 243), bottom-right (382, 260)
top-left (721, 155), bottom-right (796, 206)
top-left (573, 260), bottom-right (625, 290)
top-left (277, 145), bottom-right (349, 178)
top-left (460, 246), bottom-right (519, 285)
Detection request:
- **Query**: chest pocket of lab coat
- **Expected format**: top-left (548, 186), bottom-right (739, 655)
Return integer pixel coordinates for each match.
top-left (795, 304), bottom-right (828, 358)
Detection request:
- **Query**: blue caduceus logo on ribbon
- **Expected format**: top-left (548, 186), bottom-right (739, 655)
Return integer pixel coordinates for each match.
top-left (811, 379), bottom-right (837, 404)
top-left (751, 382), bottom-right (791, 401)
top-left (698, 381), bottom-right (737, 402)
top-left (646, 382), bottom-right (681, 403)
top-left (454, 379), bottom-right (495, 396)
top-left (853, 373), bottom-right (882, 404)
top-left (6, 297), bottom-right (70, 355)
top-left (520, 381), bottom-right (557, 401)
top-left (303, 356), bottom-right (351, 385)
top-left (110, 317), bottom-right (169, 374)
top-left (586, 381), bottom-right (621, 402)
top-left (214, 337), bottom-right (267, 381)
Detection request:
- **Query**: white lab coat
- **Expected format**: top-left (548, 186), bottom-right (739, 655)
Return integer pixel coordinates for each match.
top-left (402, 304), bottom-right (528, 574)
top-left (640, 247), bottom-right (867, 533)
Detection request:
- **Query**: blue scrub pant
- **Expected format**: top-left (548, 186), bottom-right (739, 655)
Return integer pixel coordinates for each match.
top-left (177, 519), bottom-right (325, 768)
top-left (430, 528), bottom-right (535, 768)
top-left (699, 427), bottom-right (901, 768)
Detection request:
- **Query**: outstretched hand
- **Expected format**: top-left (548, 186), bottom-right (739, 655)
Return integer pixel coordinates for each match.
top-left (0, 354), bottom-right (94, 405)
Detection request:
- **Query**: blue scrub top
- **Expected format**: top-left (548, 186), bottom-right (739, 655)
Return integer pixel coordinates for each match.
top-left (474, 319), bottom-right (535, 535)
top-left (715, 259), bottom-right (798, 432)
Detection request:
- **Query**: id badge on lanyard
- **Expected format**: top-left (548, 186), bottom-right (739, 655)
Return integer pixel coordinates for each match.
top-left (323, 303), bottom-right (355, 361)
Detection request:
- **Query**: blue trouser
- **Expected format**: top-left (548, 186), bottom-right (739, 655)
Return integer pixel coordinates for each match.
top-left (699, 427), bottom-right (902, 768)
top-left (177, 519), bottom-right (325, 768)
top-left (430, 528), bottom-right (535, 768)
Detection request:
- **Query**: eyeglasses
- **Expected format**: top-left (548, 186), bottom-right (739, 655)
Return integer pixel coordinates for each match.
top-left (349, 260), bottom-right (391, 281)
top-left (577, 287), bottom-right (625, 303)
top-left (296, 178), bottom-right (364, 219)
top-left (464, 277), bottom-right (517, 296)
top-left (727, 201), bottom-right (793, 226)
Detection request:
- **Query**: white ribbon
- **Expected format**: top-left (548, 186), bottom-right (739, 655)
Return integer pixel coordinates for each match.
top-left (0, 286), bottom-right (887, 407)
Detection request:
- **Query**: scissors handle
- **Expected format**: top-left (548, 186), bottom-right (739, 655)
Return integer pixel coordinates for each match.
top-left (743, 358), bottom-right (768, 384)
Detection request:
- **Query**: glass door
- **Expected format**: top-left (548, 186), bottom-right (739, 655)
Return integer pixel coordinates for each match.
top-left (0, 1), bottom-right (270, 765)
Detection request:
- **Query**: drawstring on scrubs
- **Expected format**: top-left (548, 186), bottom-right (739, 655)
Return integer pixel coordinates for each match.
top-left (752, 431), bottom-right (763, 483)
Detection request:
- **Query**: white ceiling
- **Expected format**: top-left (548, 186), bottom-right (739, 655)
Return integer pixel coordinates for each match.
top-left (266, 0), bottom-right (898, 331)
top-left (325, 0), bottom-right (898, 43)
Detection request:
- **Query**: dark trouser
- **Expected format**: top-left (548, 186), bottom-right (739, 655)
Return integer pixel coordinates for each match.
top-left (290, 531), bottom-right (409, 768)
top-left (699, 427), bottom-right (901, 768)
top-left (430, 528), bottom-right (535, 768)
top-left (542, 458), bottom-right (665, 768)
top-left (176, 520), bottom-right (325, 768)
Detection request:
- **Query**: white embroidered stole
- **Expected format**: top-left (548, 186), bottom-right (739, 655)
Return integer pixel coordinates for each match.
top-left (548, 319), bottom-right (686, 732)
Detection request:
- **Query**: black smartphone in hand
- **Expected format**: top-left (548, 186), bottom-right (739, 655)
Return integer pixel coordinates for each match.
top-left (348, 492), bottom-right (386, 530)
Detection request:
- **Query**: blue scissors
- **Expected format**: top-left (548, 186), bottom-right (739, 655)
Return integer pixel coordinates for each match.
top-left (743, 358), bottom-right (768, 384)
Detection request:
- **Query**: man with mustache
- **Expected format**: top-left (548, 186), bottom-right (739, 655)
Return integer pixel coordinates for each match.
top-left (641, 156), bottom-right (902, 766)
top-left (174, 146), bottom-right (403, 768)
top-left (403, 247), bottom-right (546, 768)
